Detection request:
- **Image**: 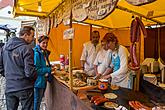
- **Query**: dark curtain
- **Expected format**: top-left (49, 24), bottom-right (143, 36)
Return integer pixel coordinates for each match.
top-left (144, 26), bottom-right (165, 63)
top-left (160, 27), bottom-right (165, 63)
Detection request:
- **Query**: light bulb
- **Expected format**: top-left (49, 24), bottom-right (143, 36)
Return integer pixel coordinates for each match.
top-left (38, 2), bottom-right (42, 12)
top-left (19, 6), bottom-right (24, 11)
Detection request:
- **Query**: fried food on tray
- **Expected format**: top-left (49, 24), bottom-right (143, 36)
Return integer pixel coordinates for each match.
top-left (73, 78), bottom-right (87, 87)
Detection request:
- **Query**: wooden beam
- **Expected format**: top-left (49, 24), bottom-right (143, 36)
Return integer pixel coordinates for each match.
top-left (25, 9), bottom-right (47, 14)
top-left (73, 20), bottom-right (113, 30)
top-left (150, 14), bottom-right (165, 19)
top-left (116, 5), bottom-right (163, 24)
top-left (15, 12), bottom-right (46, 18)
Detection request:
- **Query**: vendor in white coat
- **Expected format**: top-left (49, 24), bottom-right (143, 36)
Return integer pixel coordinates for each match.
top-left (99, 33), bottom-right (130, 88)
top-left (80, 31), bottom-right (101, 76)
top-left (93, 38), bottom-right (109, 76)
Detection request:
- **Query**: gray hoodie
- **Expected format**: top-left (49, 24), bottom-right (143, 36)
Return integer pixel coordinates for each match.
top-left (0, 37), bottom-right (36, 93)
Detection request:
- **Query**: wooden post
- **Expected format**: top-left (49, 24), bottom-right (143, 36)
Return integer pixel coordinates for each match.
top-left (136, 39), bottom-right (141, 91)
top-left (69, 0), bottom-right (73, 91)
top-left (135, 17), bottom-right (142, 91)
top-left (158, 26), bottom-right (160, 58)
top-left (90, 24), bottom-right (92, 40)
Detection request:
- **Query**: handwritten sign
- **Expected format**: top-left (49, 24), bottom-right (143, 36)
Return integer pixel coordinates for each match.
top-left (125, 0), bottom-right (156, 6)
top-left (86, 0), bottom-right (118, 20)
top-left (37, 18), bottom-right (46, 36)
top-left (63, 28), bottom-right (75, 40)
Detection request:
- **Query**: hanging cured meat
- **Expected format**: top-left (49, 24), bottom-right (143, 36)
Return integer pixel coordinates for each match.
top-left (53, 13), bottom-right (58, 28)
top-left (63, 1), bottom-right (71, 26)
top-left (56, 8), bottom-right (63, 25)
top-left (129, 17), bottom-right (147, 71)
top-left (125, 0), bottom-right (156, 6)
top-left (46, 17), bottom-right (51, 35)
top-left (50, 15), bottom-right (54, 29)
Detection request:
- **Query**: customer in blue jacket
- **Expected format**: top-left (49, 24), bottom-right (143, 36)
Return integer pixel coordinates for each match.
top-left (0, 26), bottom-right (36, 110)
top-left (33, 35), bottom-right (55, 110)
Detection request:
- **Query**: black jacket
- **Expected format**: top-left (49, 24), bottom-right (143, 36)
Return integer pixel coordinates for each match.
top-left (0, 37), bottom-right (36, 93)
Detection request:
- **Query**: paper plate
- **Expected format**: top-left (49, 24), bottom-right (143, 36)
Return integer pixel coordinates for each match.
top-left (104, 102), bottom-right (118, 109)
top-left (159, 83), bottom-right (165, 88)
top-left (104, 93), bottom-right (117, 99)
top-left (143, 74), bottom-right (156, 78)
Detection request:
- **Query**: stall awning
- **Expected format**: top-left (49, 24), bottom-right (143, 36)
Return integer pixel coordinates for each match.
top-left (13, 0), bottom-right (165, 28)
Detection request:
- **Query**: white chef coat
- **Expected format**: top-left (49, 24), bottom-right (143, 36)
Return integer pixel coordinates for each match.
top-left (80, 41), bottom-right (101, 76)
top-left (93, 48), bottom-right (109, 73)
top-left (99, 45), bottom-right (130, 88)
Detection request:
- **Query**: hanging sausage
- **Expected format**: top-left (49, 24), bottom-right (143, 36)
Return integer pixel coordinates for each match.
top-left (129, 17), bottom-right (147, 71)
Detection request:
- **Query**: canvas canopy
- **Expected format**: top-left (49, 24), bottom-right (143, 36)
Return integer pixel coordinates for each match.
top-left (14, 0), bottom-right (164, 91)
top-left (13, 0), bottom-right (165, 28)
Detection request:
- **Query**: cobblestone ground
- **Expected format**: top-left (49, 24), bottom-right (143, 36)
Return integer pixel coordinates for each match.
top-left (0, 75), bottom-right (46, 110)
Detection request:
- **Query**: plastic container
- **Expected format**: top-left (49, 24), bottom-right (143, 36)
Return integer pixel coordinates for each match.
top-left (60, 54), bottom-right (65, 70)
top-left (98, 79), bottom-right (109, 90)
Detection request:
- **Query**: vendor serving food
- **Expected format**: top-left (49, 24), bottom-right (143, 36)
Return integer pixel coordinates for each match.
top-left (98, 33), bottom-right (130, 88)
top-left (80, 31), bottom-right (101, 76)
top-left (93, 38), bottom-right (109, 76)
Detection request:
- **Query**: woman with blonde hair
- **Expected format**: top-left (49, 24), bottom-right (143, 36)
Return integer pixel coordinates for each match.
top-left (99, 33), bottom-right (130, 88)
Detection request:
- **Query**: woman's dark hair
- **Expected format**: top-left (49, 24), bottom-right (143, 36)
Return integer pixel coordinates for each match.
top-left (19, 26), bottom-right (35, 36)
top-left (38, 35), bottom-right (49, 43)
top-left (103, 33), bottom-right (118, 45)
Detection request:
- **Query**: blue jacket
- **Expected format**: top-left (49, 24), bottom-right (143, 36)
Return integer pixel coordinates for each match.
top-left (0, 37), bottom-right (36, 93)
top-left (33, 45), bottom-right (51, 88)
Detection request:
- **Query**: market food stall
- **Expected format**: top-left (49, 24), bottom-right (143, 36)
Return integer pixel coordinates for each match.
top-left (13, 0), bottom-right (165, 109)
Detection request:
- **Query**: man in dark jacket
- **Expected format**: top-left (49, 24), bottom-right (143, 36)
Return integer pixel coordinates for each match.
top-left (0, 26), bottom-right (37, 110)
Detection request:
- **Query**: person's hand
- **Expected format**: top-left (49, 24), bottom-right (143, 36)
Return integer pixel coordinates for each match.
top-left (51, 66), bottom-right (56, 75)
top-left (45, 73), bottom-right (48, 77)
top-left (51, 66), bottom-right (56, 72)
top-left (129, 101), bottom-right (152, 110)
top-left (94, 73), bottom-right (102, 79)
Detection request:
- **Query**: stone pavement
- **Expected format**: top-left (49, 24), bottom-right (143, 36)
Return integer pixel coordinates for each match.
top-left (0, 75), bottom-right (46, 110)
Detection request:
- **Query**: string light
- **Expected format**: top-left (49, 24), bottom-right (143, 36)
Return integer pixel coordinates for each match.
top-left (38, 1), bottom-right (42, 12)
top-left (19, 6), bottom-right (24, 11)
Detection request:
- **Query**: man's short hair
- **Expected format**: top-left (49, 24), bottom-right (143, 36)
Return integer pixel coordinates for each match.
top-left (90, 30), bottom-right (100, 40)
top-left (92, 31), bottom-right (100, 38)
top-left (19, 26), bottom-right (35, 36)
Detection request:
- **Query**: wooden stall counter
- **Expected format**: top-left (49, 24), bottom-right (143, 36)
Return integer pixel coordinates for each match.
top-left (45, 77), bottom-right (93, 110)
top-left (46, 70), bottom-right (161, 110)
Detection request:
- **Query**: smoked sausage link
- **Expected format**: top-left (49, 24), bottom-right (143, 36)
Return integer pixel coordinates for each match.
top-left (136, 17), bottom-right (147, 38)
top-left (94, 97), bottom-right (109, 105)
top-left (90, 96), bottom-right (102, 103)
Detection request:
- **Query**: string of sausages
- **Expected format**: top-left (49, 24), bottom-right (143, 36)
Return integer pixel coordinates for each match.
top-left (128, 17), bottom-right (147, 71)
